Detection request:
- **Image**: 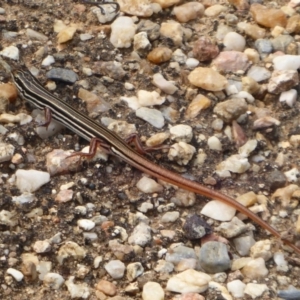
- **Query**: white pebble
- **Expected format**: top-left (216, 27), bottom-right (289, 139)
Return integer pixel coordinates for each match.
top-left (223, 32), bottom-right (246, 51)
top-left (79, 33), bottom-right (93, 41)
top-left (16, 169), bottom-right (50, 193)
top-left (201, 200), bottom-right (236, 221)
top-left (7, 268), bottom-right (24, 282)
top-left (0, 143), bottom-right (15, 163)
top-left (247, 66), bottom-right (271, 82)
top-left (142, 282), bottom-right (164, 300)
top-left (244, 283), bottom-right (268, 298)
top-left (238, 139), bottom-right (257, 157)
top-left (136, 107), bottom-right (165, 128)
top-left (207, 136), bottom-right (222, 151)
top-left (43, 273), bottom-right (65, 289)
top-left (152, 73), bottom-right (178, 95)
top-left (0, 45), bottom-right (19, 60)
top-left (186, 58), bottom-right (199, 68)
top-left (170, 124), bottom-right (193, 143)
top-left (273, 55), bottom-right (300, 71)
top-left (136, 176), bottom-right (163, 193)
top-left (137, 90), bottom-right (165, 106)
top-left (227, 280), bottom-right (246, 298)
top-left (105, 260), bottom-right (125, 279)
top-left (110, 16), bottom-right (136, 48)
top-left (41, 55), bottom-right (55, 66)
top-left (279, 89), bottom-right (297, 107)
top-left (65, 276), bottom-right (90, 299)
top-left (273, 252), bottom-right (288, 272)
top-left (77, 219), bottom-right (95, 231)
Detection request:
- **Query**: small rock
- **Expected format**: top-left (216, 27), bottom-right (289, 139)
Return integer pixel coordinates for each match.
top-left (241, 257), bottom-right (268, 279)
top-left (77, 219), bottom-right (95, 231)
top-left (268, 70), bottom-right (299, 94)
top-left (152, 0), bottom-right (180, 8)
top-left (271, 34), bottom-right (294, 52)
top-left (0, 45), bottom-right (19, 60)
top-left (152, 73), bottom-right (178, 94)
top-left (136, 107), bottom-right (164, 128)
top-left (227, 280), bottom-right (246, 298)
top-left (171, 293), bottom-right (205, 300)
top-left (7, 268), bottom-right (24, 282)
top-left (223, 32), bottom-right (246, 51)
top-left (95, 280), bottom-right (117, 296)
top-left (57, 25), bottom-right (77, 43)
top-left (233, 235), bottom-right (256, 256)
top-left (161, 211), bottom-right (180, 223)
top-left (237, 22), bottom-right (266, 40)
top-left (160, 21), bottom-right (183, 46)
top-left (154, 260), bottom-right (174, 273)
top-left (188, 67), bottom-right (228, 91)
top-left (236, 191), bottom-right (257, 207)
top-left (244, 283), bottom-right (268, 299)
top-left (199, 241), bottom-right (231, 273)
top-left (170, 124), bottom-right (193, 143)
top-left (171, 189), bottom-right (196, 207)
top-left (0, 143), bottom-right (15, 163)
top-left (207, 136), bottom-right (222, 151)
top-left (65, 276), bottom-right (90, 299)
top-left (93, 61), bottom-right (126, 80)
top-left (147, 46), bottom-right (173, 64)
top-left (173, 2), bottom-right (204, 23)
top-left (127, 262), bottom-right (144, 281)
top-left (57, 241), bottom-right (87, 265)
top-left (43, 273), bottom-right (65, 290)
top-left (205, 4), bottom-right (227, 17)
top-left (33, 240), bottom-right (51, 253)
top-left (105, 260), bottom-right (125, 279)
top-left (167, 142), bottom-right (196, 165)
top-left (247, 65), bottom-right (271, 82)
top-left (192, 36), bottom-right (219, 62)
top-left (136, 176), bottom-right (163, 193)
top-left (279, 89), bottom-right (297, 107)
top-left (0, 83), bottom-right (18, 103)
top-left (55, 190), bottom-right (73, 203)
top-left (183, 214), bottom-right (212, 239)
top-left (250, 240), bottom-right (272, 261)
top-left (46, 68), bottom-right (78, 84)
top-left (137, 90), bottom-right (165, 107)
top-left (166, 269), bottom-right (211, 293)
top-left (250, 4), bottom-right (287, 28)
top-left (165, 245), bottom-right (197, 265)
top-left (201, 200), bottom-right (236, 221)
top-left (128, 222), bottom-right (152, 247)
top-left (213, 51), bottom-right (250, 73)
top-left (16, 169), bottom-right (50, 193)
top-left (216, 217), bottom-right (248, 238)
top-left (142, 282), bottom-right (164, 300)
top-left (185, 94), bottom-right (211, 119)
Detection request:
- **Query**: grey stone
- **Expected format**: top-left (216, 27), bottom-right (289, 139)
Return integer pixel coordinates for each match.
top-left (46, 68), bottom-right (78, 84)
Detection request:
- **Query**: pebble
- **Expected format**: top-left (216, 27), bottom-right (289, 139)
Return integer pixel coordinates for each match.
top-left (136, 107), bottom-right (164, 128)
top-left (46, 68), bottom-right (78, 84)
top-left (33, 240), bottom-right (51, 253)
top-left (250, 240), bottom-right (272, 261)
top-left (227, 279), bottom-right (246, 298)
top-left (110, 16), bottom-right (136, 48)
top-left (90, 4), bottom-right (119, 23)
top-left (147, 46), bottom-right (173, 64)
top-left (133, 31), bottom-right (151, 54)
top-left (55, 189), bottom-right (73, 203)
top-left (105, 260), bottom-right (125, 279)
top-left (213, 51), bottom-right (250, 73)
top-left (128, 222), bottom-right (152, 246)
top-left (188, 67), bottom-right (227, 91)
top-left (173, 2), bottom-right (204, 23)
top-left (204, 4), bottom-right (227, 17)
top-left (171, 294), bottom-right (205, 300)
top-left (57, 241), bottom-right (87, 265)
top-left (167, 142), bottom-right (196, 165)
top-left (192, 36), bottom-right (219, 62)
top-left (26, 28), bottom-right (48, 41)
top-left (233, 234), bottom-right (256, 256)
top-left (0, 82), bottom-right (18, 103)
top-left (244, 283), bottom-right (268, 299)
top-left (169, 124), bottom-right (192, 143)
top-left (183, 214), bottom-right (211, 239)
top-left (250, 4), bottom-right (287, 28)
top-left (78, 88), bottom-right (111, 115)
top-left (93, 61), bottom-right (126, 80)
top-left (12, 193), bottom-right (35, 205)
top-left (201, 200), bottom-right (236, 221)
top-left (77, 219), bottom-right (95, 231)
top-left (0, 210), bottom-right (18, 226)
top-left (236, 191), bottom-right (257, 206)
top-left (161, 211), bottom-right (180, 223)
top-left (223, 32), bottom-right (246, 51)
top-left (274, 252), bottom-right (289, 272)
top-left (0, 45), bottom-right (19, 60)
top-left (268, 70), bottom-right (299, 94)
top-left (199, 241), bottom-right (231, 273)
top-left (152, 0), bottom-right (180, 8)
top-left (160, 21), bottom-right (183, 46)
top-left (171, 189), bottom-right (196, 207)
top-left (273, 55), bottom-right (300, 70)
top-left (166, 269), bottom-right (211, 293)
top-left (278, 288), bottom-right (300, 300)
top-left (65, 276), bottom-right (90, 299)
top-left (186, 58), bottom-right (199, 68)
top-left (43, 273), bottom-right (65, 290)
top-left (207, 136), bottom-right (222, 151)
top-left (127, 262), bottom-right (144, 281)
top-left (165, 245), bottom-right (197, 265)
top-left (152, 73), bottom-right (178, 95)
top-left (21, 261), bottom-right (37, 282)
top-left (96, 280), bottom-right (117, 296)
top-left (217, 217), bottom-right (248, 238)
top-left (209, 281), bottom-right (232, 300)
top-left (0, 142), bottom-right (15, 163)
top-left (79, 33), bottom-right (93, 41)
top-left (185, 94), bottom-right (211, 120)
top-left (15, 169), bottom-right (50, 193)
top-left (57, 25), bottom-right (77, 44)
top-left (137, 90), bottom-right (166, 106)
top-left (241, 257), bottom-right (268, 279)
top-left (136, 176), bottom-right (163, 193)
top-left (137, 19), bottom-right (160, 41)
top-left (142, 281), bottom-right (164, 300)
top-left (247, 65), bottom-right (271, 82)
top-left (237, 22), bottom-right (266, 40)
top-left (286, 14), bottom-right (300, 34)
top-left (254, 39), bottom-right (273, 57)
top-left (155, 260), bottom-right (174, 273)
top-left (271, 34), bottom-right (294, 52)
top-left (213, 98), bottom-right (247, 122)
top-left (7, 268), bottom-right (24, 282)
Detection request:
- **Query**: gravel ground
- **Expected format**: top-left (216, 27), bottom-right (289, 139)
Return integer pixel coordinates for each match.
top-left (1, 0), bottom-right (300, 299)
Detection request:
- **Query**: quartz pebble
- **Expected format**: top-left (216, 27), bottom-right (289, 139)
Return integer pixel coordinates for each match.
top-left (137, 90), bottom-right (165, 106)
top-left (268, 70), bottom-right (299, 94)
top-left (205, 4), bottom-right (227, 17)
top-left (57, 25), bottom-right (77, 44)
top-left (244, 283), bottom-right (268, 299)
top-left (247, 65), bottom-right (271, 82)
top-left (105, 260), bottom-right (125, 279)
top-left (16, 169), bottom-right (50, 193)
top-left (0, 142), bottom-right (15, 163)
top-left (128, 222), bottom-right (152, 246)
top-left (136, 176), bottom-right (163, 193)
top-left (77, 219), bottom-right (95, 231)
top-left (242, 257), bottom-right (268, 279)
top-left (57, 242), bottom-right (87, 265)
top-left (213, 51), bottom-right (250, 73)
top-left (185, 94), bottom-right (211, 119)
top-left (165, 245), bottom-right (197, 265)
top-left (136, 107), bottom-right (164, 128)
top-left (160, 21), bottom-right (183, 46)
top-left (166, 269), bottom-right (211, 293)
top-left (167, 142), bottom-right (196, 165)
top-left (33, 240), bottom-right (51, 253)
top-left (201, 200), bottom-right (236, 221)
top-left (65, 276), bottom-right (90, 299)
top-left (223, 32), bottom-right (246, 51)
top-left (152, 73), bottom-right (178, 94)
top-left (127, 262), bottom-right (144, 281)
top-left (43, 273), bottom-right (65, 290)
top-left (142, 282), bottom-right (164, 300)
top-left (207, 136), bottom-right (222, 151)
top-left (7, 268), bottom-right (24, 282)
top-left (273, 55), bottom-right (300, 70)
top-left (161, 211), bottom-right (180, 223)
top-left (170, 124), bottom-right (193, 143)
top-left (227, 280), bottom-right (246, 298)
top-left (0, 45), bottom-right (19, 60)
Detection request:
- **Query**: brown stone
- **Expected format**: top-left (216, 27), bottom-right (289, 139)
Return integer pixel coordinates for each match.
top-left (192, 36), bottom-right (219, 62)
top-left (286, 14), bottom-right (300, 34)
top-left (96, 280), bottom-right (117, 296)
top-left (147, 47), bottom-right (173, 64)
top-left (0, 83), bottom-right (18, 103)
top-left (228, 0), bottom-right (249, 11)
top-left (250, 4), bottom-right (287, 28)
